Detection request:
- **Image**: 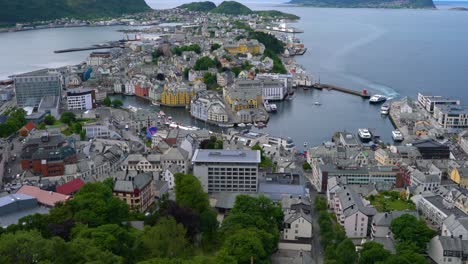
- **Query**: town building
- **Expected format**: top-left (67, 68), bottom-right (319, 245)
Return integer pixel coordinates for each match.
top-left (224, 39), bottom-right (265, 55)
top-left (13, 69), bottom-right (62, 107)
top-left (418, 93), bottom-right (460, 113)
top-left (450, 167), bottom-right (468, 188)
top-left (20, 133), bottom-right (77, 177)
top-left (16, 185), bottom-right (70, 207)
top-left (413, 139), bottom-right (450, 159)
top-left (0, 193), bottom-right (49, 227)
top-left (192, 149), bottom-right (261, 193)
top-left (428, 235), bottom-right (468, 264)
top-left (66, 88), bottom-right (96, 110)
top-left (434, 105), bottom-right (468, 129)
top-left (87, 51), bottom-right (111, 66)
top-left (333, 187), bottom-right (377, 238)
top-left (190, 91), bottom-right (229, 124)
top-left (113, 172), bottom-right (154, 212)
top-left (161, 83), bottom-right (196, 107)
top-left (224, 80), bottom-right (263, 112)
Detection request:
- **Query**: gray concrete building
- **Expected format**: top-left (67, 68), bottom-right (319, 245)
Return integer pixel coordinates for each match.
top-left (192, 149), bottom-right (261, 193)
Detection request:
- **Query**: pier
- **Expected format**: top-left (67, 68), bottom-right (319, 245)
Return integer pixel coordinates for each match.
top-left (313, 83), bottom-right (371, 99)
top-left (54, 44), bottom-right (123, 53)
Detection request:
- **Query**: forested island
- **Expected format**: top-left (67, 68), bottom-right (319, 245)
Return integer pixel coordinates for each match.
top-left (289, 0), bottom-right (435, 8)
top-left (0, 0), bottom-right (151, 23)
top-left (179, 1), bottom-right (300, 20)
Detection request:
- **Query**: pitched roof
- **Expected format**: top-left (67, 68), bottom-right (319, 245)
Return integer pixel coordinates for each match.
top-left (23, 121), bottom-right (36, 131)
top-left (56, 178), bottom-right (85, 195)
top-left (16, 185), bottom-right (70, 207)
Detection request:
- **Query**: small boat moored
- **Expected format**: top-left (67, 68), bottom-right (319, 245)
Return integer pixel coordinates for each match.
top-left (358, 128), bottom-right (372, 142)
top-left (237, 123), bottom-right (246, 128)
top-left (369, 95), bottom-right (387, 104)
top-left (380, 103), bottom-right (390, 114)
top-left (392, 130), bottom-right (404, 141)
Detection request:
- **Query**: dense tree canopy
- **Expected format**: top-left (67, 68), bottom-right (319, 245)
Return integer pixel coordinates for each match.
top-left (390, 214), bottom-right (435, 253)
top-left (140, 217), bottom-right (192, 259)
top-left (194, 56), bottom-right (219, 71)
top-left (0, 108), bottom-right (26, 138)
top-left (60, 112), bottom-right (76, 125)
top-left (172, 44), bottom-right (201, 56)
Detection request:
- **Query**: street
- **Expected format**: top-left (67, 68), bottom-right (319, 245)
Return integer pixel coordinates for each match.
top-left (309, 188), bottom-right (324, 264)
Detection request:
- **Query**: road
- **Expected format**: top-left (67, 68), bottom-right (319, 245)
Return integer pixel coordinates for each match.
top-left (309, 188), bottom-right (324, 264)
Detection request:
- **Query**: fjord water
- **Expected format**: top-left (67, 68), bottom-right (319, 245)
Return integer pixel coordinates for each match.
top-left (2, 1), bottom-right (468, 146)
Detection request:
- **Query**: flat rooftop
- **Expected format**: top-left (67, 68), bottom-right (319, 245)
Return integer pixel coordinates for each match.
top-left (192, 149), bottom-right (261, 164)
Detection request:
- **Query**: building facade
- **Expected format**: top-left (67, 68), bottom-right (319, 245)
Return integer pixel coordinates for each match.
top-left (66, 88), bottom-right (96, 110)
top-left (192, 149), bottom-right (261, 193)
top-left (13, 70), bottom-right (62, 107)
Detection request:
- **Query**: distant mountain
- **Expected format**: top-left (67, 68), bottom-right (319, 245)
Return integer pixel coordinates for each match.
top-left (289, 0), bottom-right (435, 8)
top-left (0, 0), bottom-right (151, 23)
top-left (211, 1), bottom-right (253, 15)
top-left (178, 1), bottom-right (217, 12)
top-left (178, 1), bottom-right (300, 20)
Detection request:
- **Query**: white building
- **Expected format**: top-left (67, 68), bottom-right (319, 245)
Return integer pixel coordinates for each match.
top-left (428, 235), bottom-right (468, 264)
top-left (192, 149), bottom-right (261, 193)
top-left (66, 88), bottom-right (95, 110)
top-left (333, 188), bottom-right (377, 238)
top-left (434, 105), bottom-right (468, 129)
top-left (283, 210), bottom-right (312, 240)
top-left (418, 93), bottom-right (460, 113)
top-left (442, 215), bottom-right (468, 240)
top-left (190, 91), bottom-right (229, 124)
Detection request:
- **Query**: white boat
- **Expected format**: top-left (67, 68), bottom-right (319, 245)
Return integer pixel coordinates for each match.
top-left (314, 102), bottom-right (321, 106)
top-left (246, 123), bottom-right (253, 126)
top-left (381, 104), bottom-right (390, 111)
top-left (218, 123), bottom-right (234, 128)
top-left (238, 123), bottom-right (246, 128)
top-left (358, 128), bottom-right (372, 142)
top-left (151, 101), bottom-right (160, 106)
top-left (270, 104), bottom-right (277, 112)
top-left (369, 95), bottom-right (387, 104)
top-left (392, 130), bottom-right (404, 141)
top-left (380, 109), bottom-right (389, 115)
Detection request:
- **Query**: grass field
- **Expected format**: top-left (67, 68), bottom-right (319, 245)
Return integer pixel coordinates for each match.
top-left (369, 191), bottom-right (416, 212)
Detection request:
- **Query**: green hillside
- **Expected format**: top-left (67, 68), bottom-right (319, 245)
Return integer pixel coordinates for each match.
top-left (289, 0), bottom-right (435, 8)
top-left (0, 0), bottom-right (151, 23)
top-left (179, 1), bottom-right (299, 19)
top-left (178, 1), bottom-right (217, 11)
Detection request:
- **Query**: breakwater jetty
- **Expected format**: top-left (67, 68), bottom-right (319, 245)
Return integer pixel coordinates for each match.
top-left (313, 83), bottom-right (371, 99)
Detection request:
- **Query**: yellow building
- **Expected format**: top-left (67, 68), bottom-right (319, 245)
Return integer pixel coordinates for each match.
top-left (161, 84), bottom-right (195, 107)
top-left (223, 80), bottom-right (262, 112)
top-left (450, 167), bottom-right (468, 188)
top-left (224, 39), bottom-right (265, 55)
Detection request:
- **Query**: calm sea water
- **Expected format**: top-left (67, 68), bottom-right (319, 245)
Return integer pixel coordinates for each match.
top-left (2, 1), bottom-right (468, 147)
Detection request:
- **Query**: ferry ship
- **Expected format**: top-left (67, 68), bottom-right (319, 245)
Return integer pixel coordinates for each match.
top-left (369, 95), bottom-right (387, 104)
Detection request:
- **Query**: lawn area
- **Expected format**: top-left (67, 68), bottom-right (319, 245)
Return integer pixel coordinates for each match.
top-left (369, 191), bottom-right (416, 212)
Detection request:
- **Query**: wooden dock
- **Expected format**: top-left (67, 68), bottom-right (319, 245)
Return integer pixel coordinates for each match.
top-left (313, 83), bottom-right (371, 99)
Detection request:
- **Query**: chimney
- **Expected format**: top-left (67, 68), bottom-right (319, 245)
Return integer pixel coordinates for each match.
top-left (348, 197), bottom-right (351, 201)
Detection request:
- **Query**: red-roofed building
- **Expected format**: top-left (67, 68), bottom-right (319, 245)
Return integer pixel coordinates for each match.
top-left (16, 185), bottom-right (70, 207)
top-left (19, 121), bottom-right (36, 137)
top-left (56, 178), bottom-right (85, 195)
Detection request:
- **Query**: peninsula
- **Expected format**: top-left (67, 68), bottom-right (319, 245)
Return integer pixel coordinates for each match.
top-left (289, 0), bottom-right (435, 8)
top-left (0, 0), bottom-right (151, 23)
top-left (179, 1), bottom-right (300, 20)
